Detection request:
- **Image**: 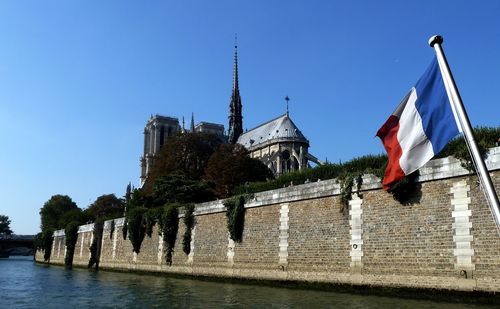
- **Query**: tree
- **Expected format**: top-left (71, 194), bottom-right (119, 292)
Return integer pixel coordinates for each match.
top-left (86, 194), bottom-right (125, 222)
top-left (204, 144), bottom-right (274, 198)
top-left (58, 208), bottom-right (90, 228)
top-left (144, 132), bottom-right (222, 193)
top-left (40, 195), bottom-right (78, 231)
top-left (151, 174), bottom-right (214, 206)
top-left (0, 215), bottom-right (13, 237)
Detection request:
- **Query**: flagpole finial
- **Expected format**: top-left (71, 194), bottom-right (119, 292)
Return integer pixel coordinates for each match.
top-left (428, 35), bottom-right (443, 47)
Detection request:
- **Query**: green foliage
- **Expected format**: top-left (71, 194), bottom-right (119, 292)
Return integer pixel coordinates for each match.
top-left (387, 171), bottom-right (420, 205)
top-left (224, 195), bottom-right (246, 243)
top-left (204, 144), bottom-right (274, 198)
top-left (338, 174), bottom-right (363, 214)
top-left (144, 132), bottom-right (223, 193)
top-left (88, 240), bottom-right (97, 268)
top-left (40, 195), bottom-right (78, 232)
top-left (34, 229), bottom-right (54, 261)
top-left (143, 208), bottom-right (162, 238)
top-left (58, 208), bottom-right (89, 228)
top-left (126, 207), bottom-right (147, 254)
top-left (151, 174), bottom-right (214, 206)
top-left (122, 188), bottom-right (147, 242)
top-left (64, 221), bottom-right (80, 268)
top-left (109, 220), bottom-right (115, 239)
top-left (88, 220), bottom-right (104, 269)
top-left (182, 204), bottom-right (195, 255)
top-left (438, 126), bottom-right (500, 171)
top-left (158, 204), bottom-right (179, 265)
top-left (86, 194), bottom-right (125, 222)
top-left (233, 154), bottom-right (387, 196)
top-left (0, 214), bottom-right (13, 236)
top-left (122, 218), bottom-right (128, 240)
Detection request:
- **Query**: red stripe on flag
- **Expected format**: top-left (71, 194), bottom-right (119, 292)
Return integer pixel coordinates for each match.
top-left (376, 115), bottom-right (405, 190)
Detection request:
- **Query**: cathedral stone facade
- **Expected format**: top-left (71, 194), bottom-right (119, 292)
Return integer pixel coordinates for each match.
top-left (140, 114), bottom-right (224, 185)
top-left (140, 42), bottom-right (320, 185)
top-left (237, 112), bottom-right (321, 175)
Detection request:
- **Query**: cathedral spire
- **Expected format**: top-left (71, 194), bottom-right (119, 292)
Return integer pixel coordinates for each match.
top-left (228, 34), bottom-right (243, 144)
top-left (285, 96), bottom-right (290, 117)
top-left (190, 112), bottom-right (195, 132)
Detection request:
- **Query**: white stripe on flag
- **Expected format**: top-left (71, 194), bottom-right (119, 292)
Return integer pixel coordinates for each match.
top-left (397, 87), bottom-right (435, 175)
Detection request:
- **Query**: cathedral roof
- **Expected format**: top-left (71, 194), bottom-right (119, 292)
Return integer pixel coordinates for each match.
top-left (237, 113), bottom-right (309, 150)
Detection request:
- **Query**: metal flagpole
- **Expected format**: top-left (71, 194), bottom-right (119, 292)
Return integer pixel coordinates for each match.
top-left (429, 35), bottom-right (500, 234)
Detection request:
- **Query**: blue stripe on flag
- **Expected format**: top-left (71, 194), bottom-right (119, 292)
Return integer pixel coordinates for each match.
top-left (414, 57), bottom-right (459, 155)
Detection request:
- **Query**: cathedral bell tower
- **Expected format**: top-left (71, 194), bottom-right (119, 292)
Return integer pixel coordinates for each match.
top-left (228, 38), bottom-right (243, 144)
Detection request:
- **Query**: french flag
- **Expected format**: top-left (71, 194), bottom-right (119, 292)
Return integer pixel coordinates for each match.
top-left (377, 57), bottom-right (461, 190)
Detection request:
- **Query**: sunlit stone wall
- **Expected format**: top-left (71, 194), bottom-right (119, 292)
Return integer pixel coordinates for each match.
top-left (37, 147), bottom-right (500, 293)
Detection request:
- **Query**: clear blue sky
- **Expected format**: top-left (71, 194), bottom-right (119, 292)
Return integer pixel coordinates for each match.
top-left (1, 1), bottom-right (498, 234)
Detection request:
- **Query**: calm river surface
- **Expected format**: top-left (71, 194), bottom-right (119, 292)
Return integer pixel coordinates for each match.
top-left (0, 256), bottom-right (497, 308)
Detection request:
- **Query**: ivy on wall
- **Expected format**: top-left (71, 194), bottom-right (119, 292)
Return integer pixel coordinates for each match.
top-left (144, 208), bottom-right (161, 238)
top-left (338, 174), bottom-right (363, 214)
top-left (64, 221), bottom-right (80, 268)
top-left (109, 220), bottom-right (115, 240)
top-left (224, 195), bottom-right (246, 243)
top-left (122, 218), bottom-right (128, 240)
top-left (126, 207), bottom-right (147, 254)
top-left (88, 220), bottom-right (103, 269)
top-left (159, 204), bottom-right (179, 265)
top-left (387, 171), bottom-right (420, 205)
top-left (35, 228), bottom-right (54, 262)
top-left (182, 204), bottom-right (195, 255)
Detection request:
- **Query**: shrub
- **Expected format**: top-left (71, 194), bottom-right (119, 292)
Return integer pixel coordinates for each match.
top-left (182, 204), bottom-right (195, 255)
top-left (126, 207), bottom-right (147, 254)
top-left (64, 221), bottom-right (80, 268)
top-left (225, 195), bottom-right (246, 242)
top-left (159, 204), bottom-right (179, 265)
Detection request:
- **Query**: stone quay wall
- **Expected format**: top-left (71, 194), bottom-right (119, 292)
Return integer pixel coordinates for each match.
top-left (36, 147), bottom-right (500, 293)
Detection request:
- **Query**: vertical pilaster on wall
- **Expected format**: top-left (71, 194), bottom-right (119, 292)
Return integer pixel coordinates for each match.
top-left (187, 226), bottom-right (196, 264)
top-left (227, 235), bottom-right (235, 266)
top-left (80, 234), bottom-right (85, 258)
top-left (89, 233), bottom-right (94, 260)
top-left (51, 237), bottom-right (56, 260)
top-left (349, 193), bottom-right (363, 273)
top-left (112, 227), bottom-right (118, 260)
top-left (451, 180), bottom-right (475, 273)
top-left (157, 233), bottom-right (163, 265)
top-left (278, 203), bottom-right (289, 266)
top-left (57, 239), bottom-right (61, 258)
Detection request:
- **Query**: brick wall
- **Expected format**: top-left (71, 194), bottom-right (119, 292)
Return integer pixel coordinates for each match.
top-left (36, 148), bottom-right (500, 293)
top-left (287, 196), bottom-right (350, 273)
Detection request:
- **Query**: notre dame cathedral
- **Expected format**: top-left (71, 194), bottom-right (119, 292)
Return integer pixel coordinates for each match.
top-left (140, 43), bottom-right (322, 185)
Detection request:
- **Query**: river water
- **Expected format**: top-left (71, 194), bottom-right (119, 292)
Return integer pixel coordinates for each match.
top-left (0, 256), bottom-right (497, 308)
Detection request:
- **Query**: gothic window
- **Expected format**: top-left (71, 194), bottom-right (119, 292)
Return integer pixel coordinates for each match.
top-left (167, 126), bottom-right (172, 137)
top-left (281, 150), bottom-right (291, 173)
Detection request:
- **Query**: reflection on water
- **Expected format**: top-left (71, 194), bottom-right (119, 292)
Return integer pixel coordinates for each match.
top-left (0, 256), bottom-right (496, 308)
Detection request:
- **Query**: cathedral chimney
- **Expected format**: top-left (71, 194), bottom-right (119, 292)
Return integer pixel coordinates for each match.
top-left (228, 35), bottom-right (243, 144)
